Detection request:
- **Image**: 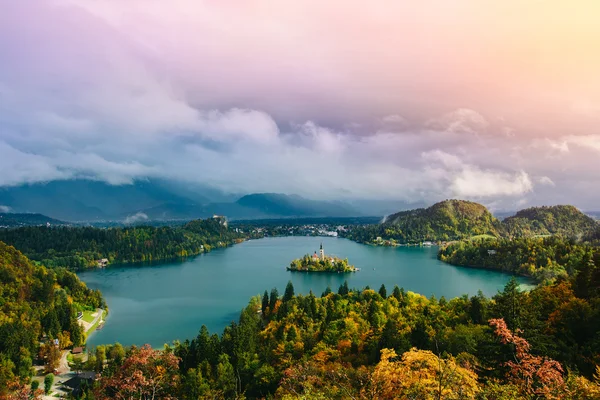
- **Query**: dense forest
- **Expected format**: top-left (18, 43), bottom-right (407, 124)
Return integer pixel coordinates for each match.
top-left (0, 242), bottom-right (104, 397)
top-left (0, 217), bottom-right (252, 270)
top-left (341, 201), bottom-right (599, 245)
top-left (85, 266), bottom-right (600, 399)
top-left (438, 236), bottom-right (595, 283)
top-left (2, 225), bottom-right (600, 398)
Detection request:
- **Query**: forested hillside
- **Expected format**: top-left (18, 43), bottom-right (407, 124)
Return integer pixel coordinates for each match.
top-left (87, 270), bottom-right (600, 399)
top-left (342, 200), bottom-right (500, 244)
top-left (343, 201), bottom-right (599, 245)
top-left (439, 236), bottom-right (594, 283)
top-left (503, 205), bottom-right (598, 239)
top-left (0, 217), bottom-right (250, 270)
top-left (0, 242), bottom-right (104, 396)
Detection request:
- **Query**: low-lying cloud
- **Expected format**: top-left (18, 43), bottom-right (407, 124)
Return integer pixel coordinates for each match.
top-left (124, 212), bottom-right (150, 225)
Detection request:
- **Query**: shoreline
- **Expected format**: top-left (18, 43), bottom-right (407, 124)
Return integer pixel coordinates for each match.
top-left (440, 260), bottom-right (536, 284)
top-left (81, 308), bottom-right (108, 345)
top-left (80, 240), bottom-right (247, 271)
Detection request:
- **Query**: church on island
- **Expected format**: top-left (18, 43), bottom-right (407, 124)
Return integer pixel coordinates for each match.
top-left (288, 243), bottom-right (358, 273)
top-left (311, 243), bottom-right (335, 263)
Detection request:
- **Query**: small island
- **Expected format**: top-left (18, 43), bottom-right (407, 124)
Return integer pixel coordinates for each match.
top-left (287, 243), bottom-right (358, 272)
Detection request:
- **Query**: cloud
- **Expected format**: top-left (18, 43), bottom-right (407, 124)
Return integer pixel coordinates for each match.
top-left (0, 0), bottom-right (599, 210)
top-left (425, 109), bottom-right (489, 135)
top-left (538, 176), bottom-right (555, 186)
top-left (0, 205), bottom-right (12, 213)
top-left (451, 169), bottom-right (532, 198)
top-left (422, 150), bottom-right (533, 198)
top-left (0, 142), bottom-right (71, 186)
top-left (381, 114), bottom-right (409, 130)
top-left (124, 212), bottom-right (149, 224)
top-left (564, 135), bottom-right (600, 152)
top-left (382, 115), bottom-right (407, 124)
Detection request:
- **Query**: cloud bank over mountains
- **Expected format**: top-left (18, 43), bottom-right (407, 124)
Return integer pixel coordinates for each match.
top-left (1, 0), bottom-right (599, 209)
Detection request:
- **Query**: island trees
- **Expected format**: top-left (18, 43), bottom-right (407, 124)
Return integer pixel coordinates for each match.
top-left (287, 255), bottom-right (356, 272)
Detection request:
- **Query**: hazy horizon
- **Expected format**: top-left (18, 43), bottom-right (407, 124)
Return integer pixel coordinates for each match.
top-left (1, 1), bottom-right (599, 210)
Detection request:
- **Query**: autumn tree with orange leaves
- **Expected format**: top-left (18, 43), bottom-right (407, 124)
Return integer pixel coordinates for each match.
top-left (489, 318), bottom-right (565, 398)
top-left (1, 378), bottom-right (43, 400)
top-left (95, 345), bottom-right (180, 400)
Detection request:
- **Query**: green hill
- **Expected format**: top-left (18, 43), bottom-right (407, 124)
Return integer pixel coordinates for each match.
top-left (343, 199), bottom-right (500, 244)
top-left (502, 205), bottom-right (598, 239)
top-left (0, 242), bottom-right (104, 390)
top-left (0, 180), bottom-right (364, 221)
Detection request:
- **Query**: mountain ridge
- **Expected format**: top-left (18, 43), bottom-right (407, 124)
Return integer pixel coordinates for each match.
top-left (0, 180), bottom-right (363, 221)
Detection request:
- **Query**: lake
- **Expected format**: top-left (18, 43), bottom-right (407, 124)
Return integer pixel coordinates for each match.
top-left (78, 236), bottom-right (531, 348)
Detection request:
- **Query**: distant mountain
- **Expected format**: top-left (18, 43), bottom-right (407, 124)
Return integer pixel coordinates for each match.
top-left (235, 193), bottom-right (360, 218)
top-left (129, 194), bottom-right (362, 221)
top-left (502, 205), bottom-right (598, 238)
top-left (383, 199), bottom-right (500, 240)
top-left (0, 180), bottom-right (233, 221)
top-left (132, 202), bottom-right (259, 221)
top-left (0, 213), bottom-right (67, 228)
top-left (0, 180), bottom-right (362, 221)
top-left (491, 211), bottom-right (516, 220)
top-left (345, 199), bottom-right (427, 218)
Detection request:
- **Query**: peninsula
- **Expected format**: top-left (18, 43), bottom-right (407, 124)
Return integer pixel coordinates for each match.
top-left (287, 243), bottom-right (357, 272)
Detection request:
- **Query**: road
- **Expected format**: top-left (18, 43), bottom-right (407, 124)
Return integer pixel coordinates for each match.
top-left (38, 350), bottom-right (71, 400)
top-left (37, 309), bottom-right (104, 398)
top-left (58, 350), bottom-right (70, 374)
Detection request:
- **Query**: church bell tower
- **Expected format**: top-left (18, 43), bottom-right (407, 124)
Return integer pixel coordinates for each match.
top-left (320, 243), bottom-right (324, 260)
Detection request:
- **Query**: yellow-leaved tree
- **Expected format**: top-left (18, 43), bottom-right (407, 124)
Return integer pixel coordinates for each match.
top-left (369, 348), bottom-right (480, 400)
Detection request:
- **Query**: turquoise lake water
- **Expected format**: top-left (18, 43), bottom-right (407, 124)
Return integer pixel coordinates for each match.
top-left (78, 236), bottom-right (531, 348)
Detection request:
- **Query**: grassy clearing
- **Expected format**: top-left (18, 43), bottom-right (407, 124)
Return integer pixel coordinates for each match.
top-left (82, 310), bottom-right (96, 323)
top-left (469, 234), bottom-right (497, 241)
top-left (85, 309), bottom-right (106, 337)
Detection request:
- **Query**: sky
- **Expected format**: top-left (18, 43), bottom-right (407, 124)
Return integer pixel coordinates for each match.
top-left (1, 0), bottom-right (599, 210)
